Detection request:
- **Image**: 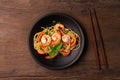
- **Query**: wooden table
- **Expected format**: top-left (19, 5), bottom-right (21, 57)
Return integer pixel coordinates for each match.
top-left (0, 0), bottom-right (120, 80)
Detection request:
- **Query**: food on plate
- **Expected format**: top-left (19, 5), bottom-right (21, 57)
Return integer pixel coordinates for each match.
top-left (33, 23), bottom-right (80, 59)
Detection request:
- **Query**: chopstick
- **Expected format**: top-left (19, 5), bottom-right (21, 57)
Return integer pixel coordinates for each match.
top-left (89, 8), bottom-right (108, 69)
top-left (89, 8), bottom-right (101, 70)
top-left (93, 8), bottom-right (108, 69)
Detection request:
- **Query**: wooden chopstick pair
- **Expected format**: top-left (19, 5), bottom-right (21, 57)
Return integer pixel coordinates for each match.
top-left (89, 8), bottom-right (108, 70)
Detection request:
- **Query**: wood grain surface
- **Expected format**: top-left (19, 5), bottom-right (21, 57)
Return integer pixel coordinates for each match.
top-left (0, 0), bottom-right (120, 80)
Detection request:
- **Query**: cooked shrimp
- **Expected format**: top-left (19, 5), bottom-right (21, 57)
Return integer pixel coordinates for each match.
top-left (60, 43), bottom-right (71, 56)
top-left (51, 32), bottom-right (61, 46)
top-left (62, 34), bottom-right (70, 45)
top-left (37, 49), bottom-right (45, 54)
top-left (59, 50), bottom-right (70, 56)
top-left (67, 31), bottom-right (77, 47)
top-left (54, 23), bottom-right (65, 34)
top-left (40, 34), bottom-right (51, 47)
top-left (70, 36), bottom-right (76, 47)
top-left (38, 32), bottom-right (44, 42)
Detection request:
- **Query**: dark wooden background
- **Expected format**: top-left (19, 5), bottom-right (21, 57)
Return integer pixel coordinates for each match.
top-left (0, 0), bottom-right (120, 80)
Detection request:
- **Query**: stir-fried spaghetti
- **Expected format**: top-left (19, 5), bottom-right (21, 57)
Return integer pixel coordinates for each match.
top-left (33, 23), bottom-right (80, 59)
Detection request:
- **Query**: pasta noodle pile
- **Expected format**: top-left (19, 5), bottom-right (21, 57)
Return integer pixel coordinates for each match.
top-left (33, 23), bottom-right (80, 59)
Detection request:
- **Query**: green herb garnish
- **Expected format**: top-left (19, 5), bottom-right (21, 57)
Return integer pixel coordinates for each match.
top-left (49, 42), bottom-right (63, 58)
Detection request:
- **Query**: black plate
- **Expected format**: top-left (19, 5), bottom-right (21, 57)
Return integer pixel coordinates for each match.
top-left (28, 13), bottom-right (85, 69)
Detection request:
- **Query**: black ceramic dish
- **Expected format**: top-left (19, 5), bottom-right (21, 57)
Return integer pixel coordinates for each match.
top-left (28, 13), bottom-right (85, 69)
